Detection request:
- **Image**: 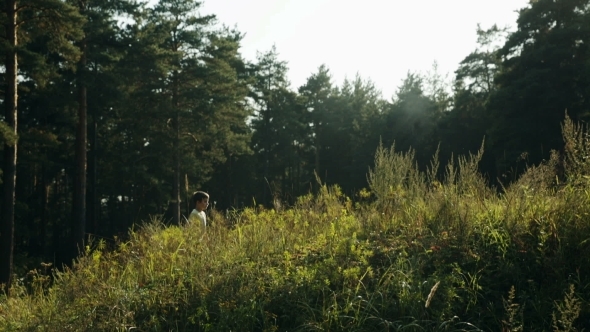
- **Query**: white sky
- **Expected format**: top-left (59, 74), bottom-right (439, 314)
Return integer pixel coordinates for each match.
top-left (201, 0), bottom-right (530, 99)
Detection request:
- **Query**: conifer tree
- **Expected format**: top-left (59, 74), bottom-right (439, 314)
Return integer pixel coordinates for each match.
top-left (0, 0), bottom-right (83, 292)
top-left (67, 0), bottom-right (139, 257)
top-left (114, 0), bottom-right (250, 224)
top-left (250, 46), bottom-right (292, 204)
top-left (299, 65), bottom-right (334, 188)
top-left (489, 0), bottom-right (590, 175)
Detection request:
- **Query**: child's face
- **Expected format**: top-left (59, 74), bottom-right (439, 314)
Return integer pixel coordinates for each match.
top-left (196, 197), bottom-right (209, 212)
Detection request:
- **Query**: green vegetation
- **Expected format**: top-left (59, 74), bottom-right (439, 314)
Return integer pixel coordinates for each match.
top-left (2, 117), bottom-right (590, 331)
top-left (4, 0), bottom-right (590, 292)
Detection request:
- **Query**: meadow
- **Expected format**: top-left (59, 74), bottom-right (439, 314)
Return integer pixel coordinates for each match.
top-left (2, 117), bottom-right (590, 331)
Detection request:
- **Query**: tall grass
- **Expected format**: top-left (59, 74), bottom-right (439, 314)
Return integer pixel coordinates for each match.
top-left (2, 117), bottom-right (590, 331)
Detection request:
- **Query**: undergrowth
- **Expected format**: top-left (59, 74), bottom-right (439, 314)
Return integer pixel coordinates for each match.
top-left (2, 116), bottom-right (590, 331)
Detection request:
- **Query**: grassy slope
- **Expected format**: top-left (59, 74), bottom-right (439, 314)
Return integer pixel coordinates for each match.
top-left (3, 121), bottom-right (590, 331)
top-left (2, 179), bottom-right (590, 331)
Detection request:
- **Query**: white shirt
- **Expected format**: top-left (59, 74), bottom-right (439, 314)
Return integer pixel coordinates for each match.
top-left (189, 209), bottom-right (207, 227)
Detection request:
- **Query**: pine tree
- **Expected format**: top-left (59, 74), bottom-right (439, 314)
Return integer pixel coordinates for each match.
top-left (109, 0), bottom-right (250, 223)
top-left (489, 0), bottom-right (590, 176)
top-left (250, 46), bottom-right (293, 204)
top-left (67, 0), bottom-right (139, 257)
top-left (299, 65), bottom-right (334, 188)
top-left (0, 0), bottom-right (83, 292)
top-left (436, 25), bottom-right (508, 178)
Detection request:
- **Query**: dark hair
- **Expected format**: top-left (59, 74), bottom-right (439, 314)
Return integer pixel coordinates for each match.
top-left (190, 191), bottom-right (209, 208)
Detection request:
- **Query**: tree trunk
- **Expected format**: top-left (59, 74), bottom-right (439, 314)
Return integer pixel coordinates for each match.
top-left (72, 36), bottom-right (87, 256)
top-left (0, 0), bottom-right (18, 293)
top-left (172, 74), bottom-right (180, 225)
top-left (87, 61), bottom-right (98, 237)
top-left (52, 178), bottom-right (61, 264)
top-left (41, 175), bottom-right (49, 255)
top-left (87, 108), bottom-right (98, 236)
top-left (172, 121), bottom-right (180, 225)
top-left (263, 108), bottom-right (271, 205)
top-left (314, 120), bottom-right (321, 186)
top-left (297, 145), bottom-right (301, 197)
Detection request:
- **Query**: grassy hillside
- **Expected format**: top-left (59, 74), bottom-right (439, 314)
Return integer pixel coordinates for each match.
top-left (2, 118), bottom-right (590, 331)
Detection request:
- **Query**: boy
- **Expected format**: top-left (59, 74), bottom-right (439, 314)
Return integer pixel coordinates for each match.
top-left (188, 191), bottom-right (209, 227)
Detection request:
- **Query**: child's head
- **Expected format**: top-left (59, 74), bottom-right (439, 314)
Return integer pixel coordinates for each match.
top-left (191, 191), bottom-right (210, 212)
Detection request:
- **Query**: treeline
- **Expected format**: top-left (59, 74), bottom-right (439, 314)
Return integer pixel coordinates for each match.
top-left (1, 0), bottom-right (590, 289)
